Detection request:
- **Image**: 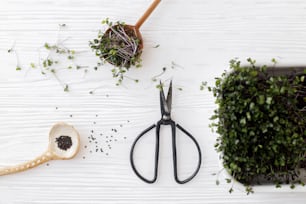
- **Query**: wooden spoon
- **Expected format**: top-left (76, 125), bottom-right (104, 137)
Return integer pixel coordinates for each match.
top-left (0, 122), bottom-right (80, 176)
top-left (131, 0), bottom-right (161, 48)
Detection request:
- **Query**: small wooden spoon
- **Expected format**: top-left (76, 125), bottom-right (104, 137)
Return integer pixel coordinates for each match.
top-left (131, 0), bottom-right (161, 48)
top-left (103, 0), bottom-right (161, 65)
top-left (0, 122), bottom-right (80, 176)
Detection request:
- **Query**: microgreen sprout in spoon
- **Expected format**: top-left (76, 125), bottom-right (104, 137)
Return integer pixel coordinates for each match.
top-left (90, 20), bottom-right (142, 85)
top-left (90, 19), bottom-right (142, 69)
top-left (90, 0), bottom-right (161, 85)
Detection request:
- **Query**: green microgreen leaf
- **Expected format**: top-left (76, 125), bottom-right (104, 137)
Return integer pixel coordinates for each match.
top-left (30, 63), bottom-right (36, 68)
top-left (64, 84), bottom-right (69, 92)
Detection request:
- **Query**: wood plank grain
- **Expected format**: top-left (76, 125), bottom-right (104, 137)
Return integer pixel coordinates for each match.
top-left (1, 0), bottom-right (306, 203)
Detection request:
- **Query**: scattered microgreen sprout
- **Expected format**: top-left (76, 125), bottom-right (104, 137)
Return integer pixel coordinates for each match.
top-left (35, 38), bottom-right (80, 91)
top-left (8, 42), bottom-right (22, 71)
top-left (200, 81), bottom-right (207, 91)
top-left (156, 82), bottom-right (164, 90)
top-left (90, 18), bottom-right (143, 85)
top-left (212, 168), bottom-right (245, 194)
top-left (88, 74), bottom-right (140, 94)
top-left (12, 24), bottom-right (87, 92)
top-left (89, 60), bottom-right (181, 94)
top-left (150, 62), bottom-right (185, 91)
top-left (152, 67), bottom-right (167, 82)
top-left (171, 61), bottom-right (184, 69)
top-left (64, 84), bottom-right (69, 92)
top-left (271, 58), bottom-right (277, 65)
top-left (156, 81), bottom-right (182, 91)
top-left (30, 63), bottom-right (36, 68)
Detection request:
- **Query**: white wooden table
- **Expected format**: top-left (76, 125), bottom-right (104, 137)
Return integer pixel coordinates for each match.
top-left (1, 0), bottom-right (306, 203)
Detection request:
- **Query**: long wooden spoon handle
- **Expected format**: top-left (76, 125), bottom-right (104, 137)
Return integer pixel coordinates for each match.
top-left (135, 0), bottom-right (161, 29)
top-left (0, 151), bottom-right (53, 176)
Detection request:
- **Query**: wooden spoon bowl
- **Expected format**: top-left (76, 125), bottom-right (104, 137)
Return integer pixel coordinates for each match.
top-left (101, 0), bottom-right (161, 67)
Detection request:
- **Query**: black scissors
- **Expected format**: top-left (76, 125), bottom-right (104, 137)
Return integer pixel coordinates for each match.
top-left (130, 81), bottom-right (202, 184)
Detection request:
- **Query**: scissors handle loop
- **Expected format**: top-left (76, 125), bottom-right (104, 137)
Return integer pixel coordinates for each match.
top-left (130, 121), bottom-right (202, 184)
top-left (130, 124), bottom-right (159, 183)
top-left (174, 123), bottom-right (202, 184)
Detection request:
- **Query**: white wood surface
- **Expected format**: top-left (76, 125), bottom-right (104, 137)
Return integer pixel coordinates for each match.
top-left (1, 0), bottom-right (306, 203)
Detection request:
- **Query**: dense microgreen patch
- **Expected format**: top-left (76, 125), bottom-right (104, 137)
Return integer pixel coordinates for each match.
top-left (207, 58), bottom-right (306, 193)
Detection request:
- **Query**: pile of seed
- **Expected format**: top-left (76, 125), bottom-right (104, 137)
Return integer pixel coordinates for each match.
top-left (55, 136), bottom-right (73, 151)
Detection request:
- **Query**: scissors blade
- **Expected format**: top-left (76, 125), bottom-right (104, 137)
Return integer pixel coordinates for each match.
top-left (166, 80), bottom-right (172, 113)
top-left (160, 81), bottom-right (170, 116)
